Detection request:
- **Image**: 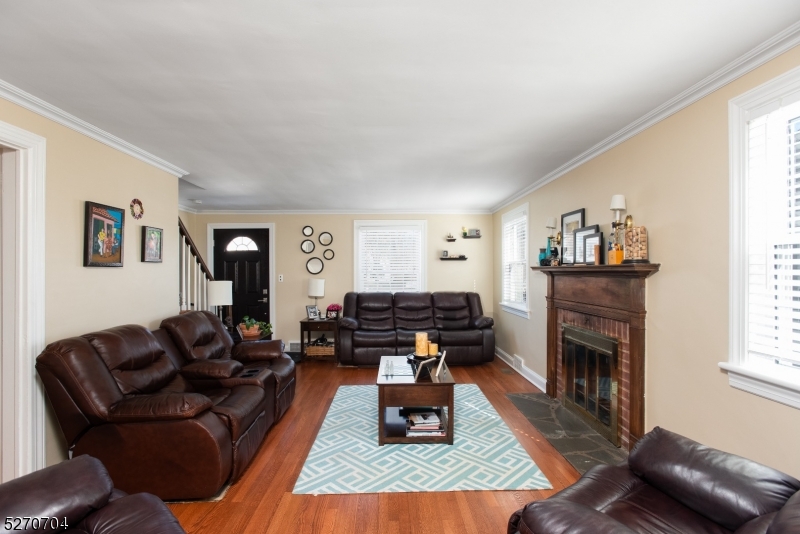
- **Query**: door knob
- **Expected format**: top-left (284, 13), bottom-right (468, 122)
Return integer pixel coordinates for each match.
top-left (259, 298), bottom-right (269, 303)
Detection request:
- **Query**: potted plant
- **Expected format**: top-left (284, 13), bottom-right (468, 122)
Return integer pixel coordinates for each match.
top-left (326, 303), bottom-right (342, 319)
top-left (239, 316), bottom-right (273, 338)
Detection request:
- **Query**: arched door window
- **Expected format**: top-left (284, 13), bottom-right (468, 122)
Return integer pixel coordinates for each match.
top-left (226, 236), bottom-right (259, 251)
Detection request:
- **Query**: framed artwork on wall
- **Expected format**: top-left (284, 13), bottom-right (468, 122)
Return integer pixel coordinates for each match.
top-left (142, 226), bottom-right (163, 263)
top-left (84, 201), bottom-right (125, 267)
top-left (574, 225), bottom-right (600, 264)
top-left (560, 209), bottom-right (585, 264)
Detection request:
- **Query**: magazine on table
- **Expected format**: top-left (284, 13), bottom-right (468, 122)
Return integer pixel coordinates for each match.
top-left (408, 412), bottom-right (440, 425)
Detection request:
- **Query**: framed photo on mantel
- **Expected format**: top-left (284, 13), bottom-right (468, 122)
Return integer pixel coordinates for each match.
top-left (574, 225), bottom-right (600, 264)
top-left (560, 208), bottom-right (585, 264)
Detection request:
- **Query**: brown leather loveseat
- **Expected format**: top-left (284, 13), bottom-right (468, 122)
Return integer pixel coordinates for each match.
top-left (338, 291), bottom-right (495, 366)
top-left (36, 311), bottom-right (295, 501)
top-left (0, 455), bottom-right (186, 533)
top-left (508, 427), bottom-right (800, 534)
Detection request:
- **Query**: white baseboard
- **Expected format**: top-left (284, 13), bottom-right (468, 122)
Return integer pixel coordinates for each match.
top-left (495, 348), bottom-right (547, 393)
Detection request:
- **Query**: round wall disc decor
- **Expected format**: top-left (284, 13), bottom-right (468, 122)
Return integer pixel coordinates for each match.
top-left (302, 225), bottom-right (313, 236)
top-left (301, 239), bottom-right (315, 253)
top-left (323, 249), bottom-right (334, 260)
top-left (130, 199), bottom-right (144, 220)
top-left (319, 232), bottom-right (333, 246)
top-left (306, 257), bottom-right (323, 274)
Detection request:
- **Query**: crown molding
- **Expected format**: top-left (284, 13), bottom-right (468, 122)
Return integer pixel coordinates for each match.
top-left (492, 20), bottom-right (800, 213)
top-left (0, 79), bottom-right (188, 178)
top-left (181, 207), bottom-right (492, 215)
top-left (178, 204), bottom-right (199, 214)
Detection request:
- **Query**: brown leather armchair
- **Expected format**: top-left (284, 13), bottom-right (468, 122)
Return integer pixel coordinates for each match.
top-left (509, 427), bottom-right (800, 534)
top-left (159, 311), bottom-right (296, 421)
top-left (0, 455), bottom-right (185, 534)
top-left (36, 324), bottom-right (274, 500)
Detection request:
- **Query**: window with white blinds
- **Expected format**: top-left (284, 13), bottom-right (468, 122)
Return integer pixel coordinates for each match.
top-left (354, 220), bottom-right (427, 293)
top-left (501, 203), bottom-right (529, 318)
top-left (725, 69), bottom-right (800, 408)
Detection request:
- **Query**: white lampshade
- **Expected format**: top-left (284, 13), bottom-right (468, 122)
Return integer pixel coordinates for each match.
top-left (207, 280), bottom-right (233, 306)
top-left (308, 278), bottom-right (325, 298)
top-left (545, 217), bottom-right (557, 229)
top-left (610, 194), bottom-right (626, 211)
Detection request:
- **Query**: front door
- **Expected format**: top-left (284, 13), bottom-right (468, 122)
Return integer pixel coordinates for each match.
top-left (213, 228), bottom-right (270, 329)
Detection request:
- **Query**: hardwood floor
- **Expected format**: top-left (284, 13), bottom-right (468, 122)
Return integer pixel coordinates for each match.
top-left (167, 358), bottom-right (579, 533)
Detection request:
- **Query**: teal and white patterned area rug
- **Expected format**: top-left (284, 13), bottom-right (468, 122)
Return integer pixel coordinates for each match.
top-left (293, 384), bottom-right (552, 494)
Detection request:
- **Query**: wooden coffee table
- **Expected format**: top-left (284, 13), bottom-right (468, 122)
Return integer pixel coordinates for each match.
top-left (376, 355), bottom-right (455, 445)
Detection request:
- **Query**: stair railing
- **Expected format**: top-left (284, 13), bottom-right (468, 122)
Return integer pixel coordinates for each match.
top-left (178, 218), bottom-right (214, 312)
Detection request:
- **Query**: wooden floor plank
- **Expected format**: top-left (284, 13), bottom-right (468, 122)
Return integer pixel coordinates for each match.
top-left (168, 358), bottom-right (579, 533)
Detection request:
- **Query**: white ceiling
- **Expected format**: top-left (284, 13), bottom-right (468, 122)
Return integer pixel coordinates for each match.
top-left (1, 1), bottom-right (799, 212)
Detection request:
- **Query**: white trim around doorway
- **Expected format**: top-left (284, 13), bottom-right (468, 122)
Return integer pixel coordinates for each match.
top-left (0, 120), bottom-right (46, 480)
top-left (207, 223), bottom-right (277, 338)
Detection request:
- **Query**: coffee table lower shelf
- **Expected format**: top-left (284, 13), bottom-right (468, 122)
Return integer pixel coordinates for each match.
top-left (381, 407), bottom-right (451, 445)
top-left (377, 381), bottom-right (455, 445)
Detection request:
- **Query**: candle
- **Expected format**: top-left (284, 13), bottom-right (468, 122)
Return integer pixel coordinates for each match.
top-left (415, 332), bottom-right (428, 356)
top-left (429, 342), bottom-right (439, 356)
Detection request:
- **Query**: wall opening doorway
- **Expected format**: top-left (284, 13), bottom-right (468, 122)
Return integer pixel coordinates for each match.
top-left (208, 223), bottom-right (276, 337)
top-left (0, 120), bottom-right (46, 481)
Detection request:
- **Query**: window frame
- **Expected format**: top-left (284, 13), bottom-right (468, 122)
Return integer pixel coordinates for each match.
top-left (723, 65), bottom-right (800, 409)
top-left (500, 203), bottom-right (530, 319)
top-left (353, 220), bottom-right (427, 293)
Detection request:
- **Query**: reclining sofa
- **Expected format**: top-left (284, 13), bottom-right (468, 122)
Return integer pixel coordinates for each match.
top-left (36, 310), bottom-right (295, 501)
top-left (338, 291), bottom-right (494, 366)
top-left (508, 427), bottom-right (800, 534)
top-left (0, 455), bottom-right (186, 534)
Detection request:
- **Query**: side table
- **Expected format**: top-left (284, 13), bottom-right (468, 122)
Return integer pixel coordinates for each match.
top-left (300, 318), bottom-right (338, 360)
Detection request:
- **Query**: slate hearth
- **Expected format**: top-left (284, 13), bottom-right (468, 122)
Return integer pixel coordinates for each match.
top-left (507, 392), bottom-right (627, 474)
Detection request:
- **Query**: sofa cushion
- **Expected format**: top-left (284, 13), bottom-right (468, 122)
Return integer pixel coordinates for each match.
top-left (629, 426), bottom-right (800, 531)
top-left (353, 329), bottom-right (397, 347)
top-left (356, 293), bottom-right (395, 331)
top-left (84, 326), bottom-right (177, 395)
top-left (432, 292), bottom-right (471, 330)
top-left (396, 328), bottom-right (439, 347)
top-left (160, 311), bottom-right (233, 361)
top-left (393, 292), bottom-right (435, 330)
top-left (439, 329), bottom-right (482, 346)
top-left (208, 385), bottom-right (267, 441)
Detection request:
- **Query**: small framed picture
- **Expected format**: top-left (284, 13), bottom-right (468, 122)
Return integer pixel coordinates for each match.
top-left (574, 225), bottom-right (600, 264)
top-left (84, 201), bottom-right (125, 267)
top-left (584, 232), bottom-right (604, 265)
top-left (141, 226), bottom-right (163, 263)
top-left (560, 209), bottom-right (585, 264)
top-left (326, 309), bottom-right (339, 319)
top-left (306, 305), bottom-right (320, 319)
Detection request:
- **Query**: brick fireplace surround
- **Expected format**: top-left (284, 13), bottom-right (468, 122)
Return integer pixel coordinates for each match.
top-left (531, 264), bottom-right (659, 450)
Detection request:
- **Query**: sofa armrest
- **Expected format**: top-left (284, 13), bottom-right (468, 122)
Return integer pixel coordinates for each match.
top-left (508, 500), bottom-right (637, 534)
top-left (74, 492), bottom-right (186, 534)
top-left (470, 315), bottom-right (494, 329)
top-left (107, 393), bottom-right (211, 423)
top-left (232, 339), bottom-right (284, 363)
top-left (767, 491), bottom-right (800, 534)
top-left (181, 359), bottom-right (243, 379)
top-left (0, 455), bottom-right (113, 528)
top-left (339, 316), bottom-right (359, 330)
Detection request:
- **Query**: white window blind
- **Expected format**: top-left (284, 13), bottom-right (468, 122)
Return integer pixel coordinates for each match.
top-left (354, 220), bottom-right (427, 293)
top-left (746, 101), bottom-right (800, 370)
top-left (501, 204), bottom-right (528, 317)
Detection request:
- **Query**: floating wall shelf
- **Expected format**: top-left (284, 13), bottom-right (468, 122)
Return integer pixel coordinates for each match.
top-left (440, 257), bottom-right (467, 261)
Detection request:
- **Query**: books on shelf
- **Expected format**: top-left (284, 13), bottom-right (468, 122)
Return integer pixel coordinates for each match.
top-left (408, 412), bottom-right (440, 425)
top-left (384, 407), bottom-right (446, 438)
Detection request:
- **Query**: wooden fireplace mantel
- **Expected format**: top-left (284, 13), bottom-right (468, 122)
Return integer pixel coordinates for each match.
top-left (531, 263), bottom-right (660, 447)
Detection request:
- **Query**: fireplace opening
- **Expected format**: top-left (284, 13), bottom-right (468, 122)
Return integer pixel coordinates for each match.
top-left (561, 325), bottom-right (619, 446)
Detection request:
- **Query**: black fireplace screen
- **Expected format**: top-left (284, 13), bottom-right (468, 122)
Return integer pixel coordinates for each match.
top-left (562, 325), bottom-right (619, 446)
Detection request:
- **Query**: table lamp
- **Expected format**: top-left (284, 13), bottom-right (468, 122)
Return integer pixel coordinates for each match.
top-left (308, 278), bottom-right (325, 318)
top-left (207, 280), bottom-right (233, 327)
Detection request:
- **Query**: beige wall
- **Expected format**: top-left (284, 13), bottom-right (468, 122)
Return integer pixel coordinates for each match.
top-left (493, 46), bottom-right (800, 477)
top-left (0, 98), bottom-right (179, 465)
top-left (182, 213), bottom-right (493, 342)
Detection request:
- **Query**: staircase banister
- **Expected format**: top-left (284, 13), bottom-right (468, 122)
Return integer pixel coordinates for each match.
top-left (178, 218), bottom-right (214, 281)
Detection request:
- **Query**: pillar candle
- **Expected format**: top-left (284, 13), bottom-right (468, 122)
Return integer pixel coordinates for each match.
top-left (429, 342), bottom-right (439, 356)
top-left (415, 332), bottom-right (428, 356)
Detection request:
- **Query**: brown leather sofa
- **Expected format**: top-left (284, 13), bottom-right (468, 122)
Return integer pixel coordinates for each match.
top-left (0, 455), bottom-right (185, 533)
top-left (508, 427), bottom-right (800, 534)
top-left (338, 291), bottom-right (495, 366)
top-left (36, 311), bottom-right (295, 501)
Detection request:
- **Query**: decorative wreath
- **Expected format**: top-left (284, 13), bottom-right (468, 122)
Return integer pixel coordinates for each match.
top-left (130, 199), bottom-right (144, 220)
